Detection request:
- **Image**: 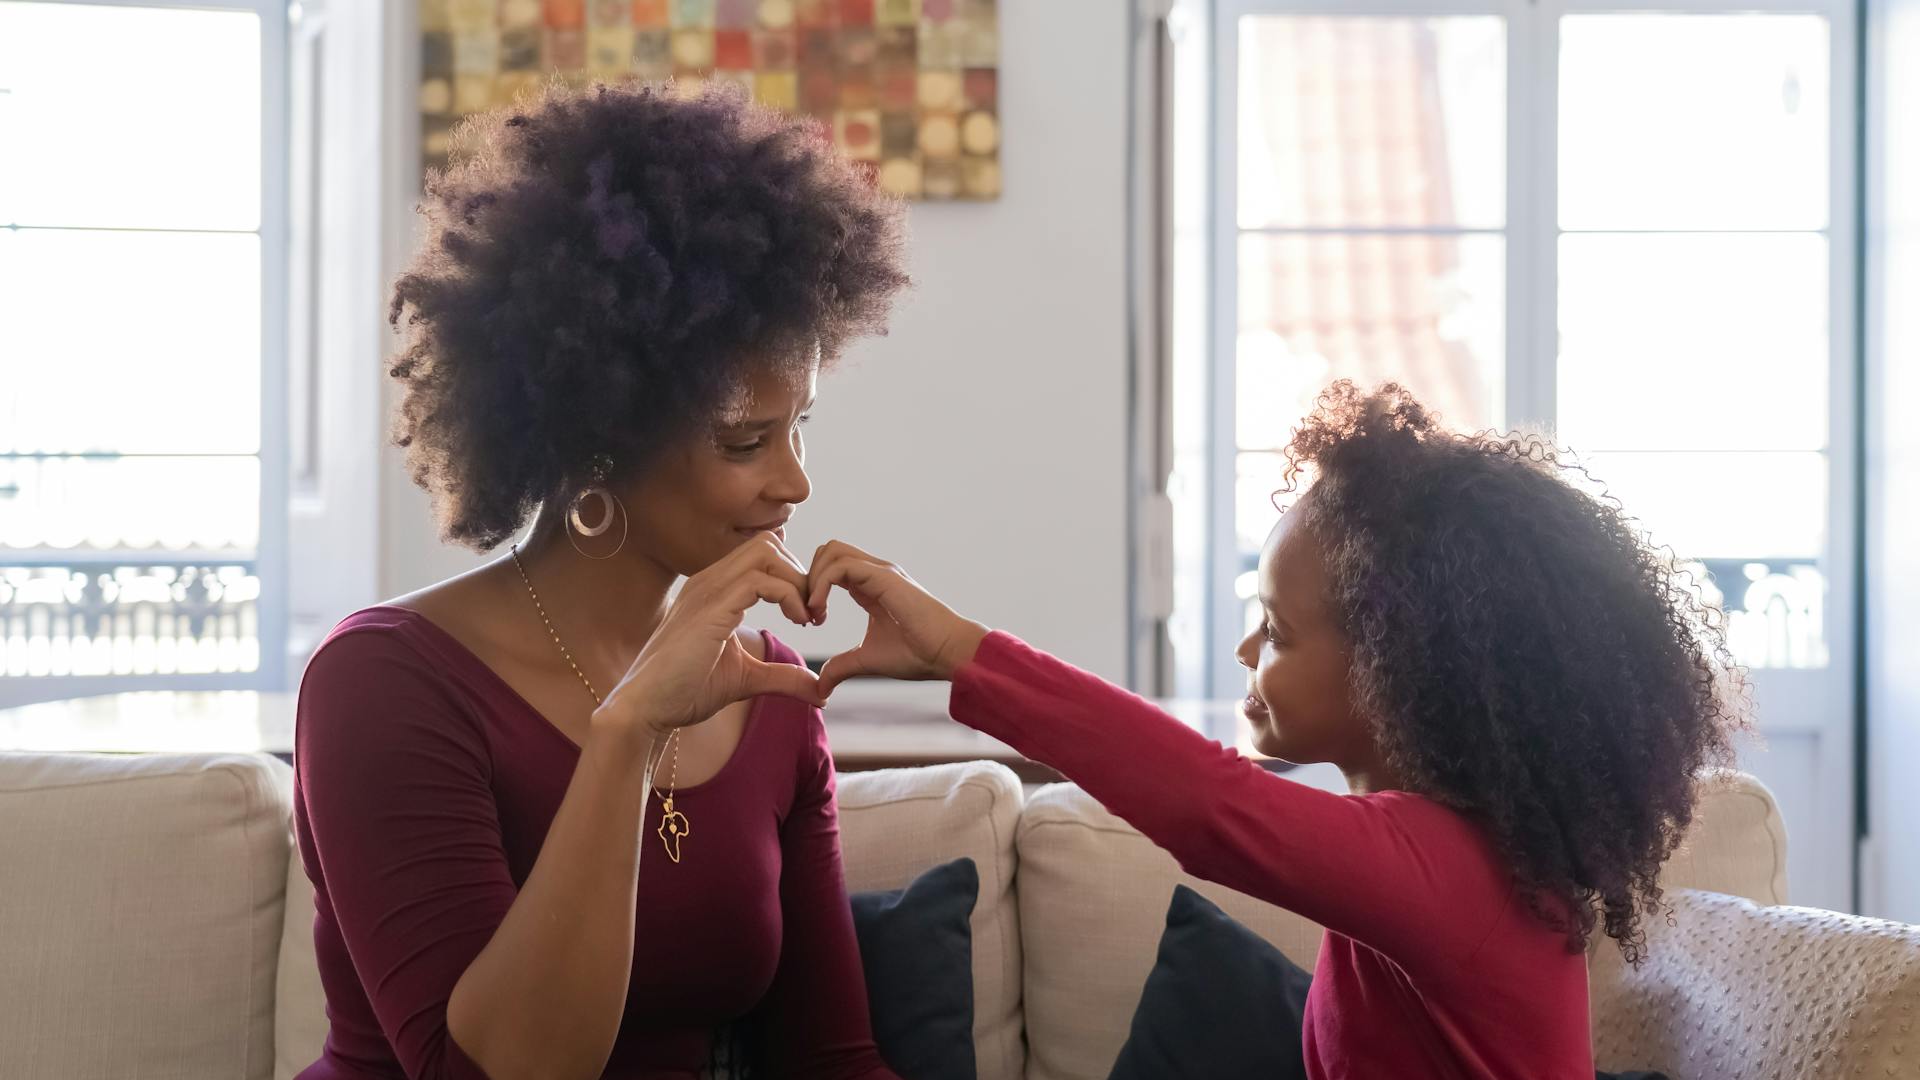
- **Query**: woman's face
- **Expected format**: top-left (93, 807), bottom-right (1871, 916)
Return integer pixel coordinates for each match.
top-left (1233, 505), bottom-right (1371, 766)
top-left (624, 363), bottom-right (817, 577)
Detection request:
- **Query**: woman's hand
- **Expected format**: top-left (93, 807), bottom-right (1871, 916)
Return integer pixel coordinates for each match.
top-left (806, 540), bottom-right (991, 697)
top-left (594, 533), bottom-right (824, 746)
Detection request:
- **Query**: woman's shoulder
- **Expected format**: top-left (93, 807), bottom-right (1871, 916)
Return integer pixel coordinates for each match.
top-left (297, 606), bottom-right (487, 748)
top-left (307, 605), bottom-right (445, 675)
top-left (739, 629), bottom-right (830, 768)
top-left (752, 627), bottom-right (806, 669)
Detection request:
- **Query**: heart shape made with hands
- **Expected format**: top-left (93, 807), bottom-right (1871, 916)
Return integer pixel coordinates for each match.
top-left (649, 532), bottom-right (986, 726)
top-left (780, 538), bottom-right (985, 701)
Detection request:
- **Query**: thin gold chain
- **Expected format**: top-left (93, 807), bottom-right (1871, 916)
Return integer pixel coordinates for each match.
top-left (509, 543), bottom-right (682, 828)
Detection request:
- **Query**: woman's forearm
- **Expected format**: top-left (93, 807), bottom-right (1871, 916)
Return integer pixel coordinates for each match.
top-left (445, 724), bottom-right (656, 1080)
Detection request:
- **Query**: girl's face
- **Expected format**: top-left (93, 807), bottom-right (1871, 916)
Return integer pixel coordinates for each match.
top-left (1234, 506), bottom-right (1372, 767)
top-left (622, 363), bottom-right (817, 577)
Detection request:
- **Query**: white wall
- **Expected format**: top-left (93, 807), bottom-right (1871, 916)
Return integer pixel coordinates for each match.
top-left (1865, 0), bottom-right (1920, 923)
top-left (366, 1), bottom-right (1137, 682)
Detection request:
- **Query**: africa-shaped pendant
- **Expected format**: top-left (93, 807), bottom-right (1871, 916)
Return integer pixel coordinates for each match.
top-left (658, 795), bottom-right (690, 864)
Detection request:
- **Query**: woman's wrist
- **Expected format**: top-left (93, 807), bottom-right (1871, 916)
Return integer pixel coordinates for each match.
top-left (587, 698), bottom-right (669, 762)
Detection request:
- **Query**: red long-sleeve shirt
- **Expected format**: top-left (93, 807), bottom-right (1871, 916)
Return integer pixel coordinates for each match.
top-left (292, 606), bottom-right (898, 1080)
top-left (951, 631), bottom-right (1593, 1080)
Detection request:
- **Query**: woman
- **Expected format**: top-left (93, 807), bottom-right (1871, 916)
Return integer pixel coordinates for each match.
top-left (708, 384), bottom-right (1736, 1079)
top-left (292, 82), bottom-right (908, 1080)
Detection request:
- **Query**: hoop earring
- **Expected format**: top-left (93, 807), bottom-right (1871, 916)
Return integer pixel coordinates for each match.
top-left (566, 486), bottom-right (629, 560)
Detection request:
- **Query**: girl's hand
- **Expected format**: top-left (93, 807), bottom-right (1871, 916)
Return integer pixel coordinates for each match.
top-left (594, 533), bottom-right (824, 745)
top-left (806, 540), bottom-right (991, 697)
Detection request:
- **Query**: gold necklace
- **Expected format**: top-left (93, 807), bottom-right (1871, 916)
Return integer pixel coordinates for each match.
top-left (510, 543), bottom-right (690, 864)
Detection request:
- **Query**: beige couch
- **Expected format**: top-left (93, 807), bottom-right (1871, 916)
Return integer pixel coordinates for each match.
top-left (2, 751), bottom-right (1916, 1080)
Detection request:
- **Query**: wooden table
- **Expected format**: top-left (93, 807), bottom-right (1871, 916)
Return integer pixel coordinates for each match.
top-left (0, 689), bottom-right (1316, 787)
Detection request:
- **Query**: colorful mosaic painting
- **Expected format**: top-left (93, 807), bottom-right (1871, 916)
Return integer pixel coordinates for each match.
top-left (419, 0), bottom-right (1002, 200)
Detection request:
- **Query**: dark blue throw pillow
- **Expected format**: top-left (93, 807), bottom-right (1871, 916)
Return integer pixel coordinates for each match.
top-left (1108, 885), bottom-right (1313, 1080)
top-left (850, 857), bottom-right (979, 1080)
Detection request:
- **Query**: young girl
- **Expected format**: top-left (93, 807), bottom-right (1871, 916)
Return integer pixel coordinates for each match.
top-left (643, 381), bottom-right (1742, 1079)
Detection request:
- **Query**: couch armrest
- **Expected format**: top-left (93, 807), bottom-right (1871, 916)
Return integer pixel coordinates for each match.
top-left (1590, 888), bottom-right (1920, 1079)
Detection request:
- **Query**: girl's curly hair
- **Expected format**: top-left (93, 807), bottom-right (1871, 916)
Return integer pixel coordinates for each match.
top-left (1284, 381), bottom-right (1747, 962)
top-left (388, 81), bottom-right (909, 550)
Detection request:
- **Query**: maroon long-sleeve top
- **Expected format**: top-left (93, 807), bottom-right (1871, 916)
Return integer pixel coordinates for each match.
top-left (951, 631), bottom-right (1594, 1080)
top-left (292, 606), bottom-right (899, 1080)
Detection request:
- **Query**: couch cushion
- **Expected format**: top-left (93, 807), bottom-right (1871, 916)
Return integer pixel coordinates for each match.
top-left (1014, 782), bottom-right (1321, 1080)
top-left (1655, 768), bottom-right (1790, 905)
top-left (1590, 888), bottom-right (1920, 1078)
top-left (1107, 886), bottom-right (1313, 1080)
top-left (1015, 770), bottom-right (1790, 1080)
top-left (836, 762), bottom-right (1026, 1080)
top-left (850, 856), bottom-right (980, 1080)
top-left (0, 751), bottom-right (293, 1080)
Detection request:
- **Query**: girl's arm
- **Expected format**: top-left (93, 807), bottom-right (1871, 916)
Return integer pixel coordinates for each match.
top-left (806, 543), bottom-right (1511, 968)
top-left (948, 631), bottom-right (1508, 965)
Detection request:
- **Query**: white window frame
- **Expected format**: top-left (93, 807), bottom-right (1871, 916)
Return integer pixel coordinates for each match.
top-left (1204, 0), bottom-right (1860, 909)
top-left (1, 0), bottom-right (290, 707)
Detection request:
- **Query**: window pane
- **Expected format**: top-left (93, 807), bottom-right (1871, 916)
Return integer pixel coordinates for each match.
top-left (0, 229), bottom-right (261, 456)
top-left (0, 455), bottom-right (260, 552)
top-left (1560, 14), bottom-right (1828, 231)
top-left (1697, 558), bottom-right (1829, 670)
top-left (1558, 233), bottom-right (1828, 452)
top-left (0, 2), bottom-right (261, 230)
top-left (1237, 16), bottom-right (1505, 229)
top-left (1580, 450), bottom-right (1825, 561)
top-left (1235, 451), bottom-right (1292, 556)
top-left (1237, 233), bottom-right (1503, 448)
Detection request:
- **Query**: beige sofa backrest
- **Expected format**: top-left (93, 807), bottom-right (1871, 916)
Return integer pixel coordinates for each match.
top-left (0, 751), bottom-right (294, 1080)
top-left (834, 763), bottom-right (1027, 1080)
top-left (9, 749), bottom-right (1909, 1080)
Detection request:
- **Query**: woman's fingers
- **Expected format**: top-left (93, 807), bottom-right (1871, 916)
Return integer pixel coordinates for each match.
top-left (726, 570), bottom-right (814, 628)
top-left (760, 532), bottom-right (810, 579)
top-left (703, 532), bottom-right (808, 594)
top-left (687, 534), bottom-right (812, 626)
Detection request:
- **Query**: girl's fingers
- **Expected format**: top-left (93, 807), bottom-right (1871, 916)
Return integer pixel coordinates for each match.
top-left (742, 654), bottom-right (826, 708)
top-left (806, 543), bottom-right (840, 613)
top-left (811, 539), bottom-right (884, 568)
top-left (809, 557), bottom-right (900, 617)
top-left (807, 541), bottom-right (890, 614)
top-left (816, 645), bottom-right (872, 699)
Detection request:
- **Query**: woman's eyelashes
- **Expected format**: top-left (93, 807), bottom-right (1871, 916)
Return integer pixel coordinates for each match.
top-left (721, 414), bottom-right (810, 458)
